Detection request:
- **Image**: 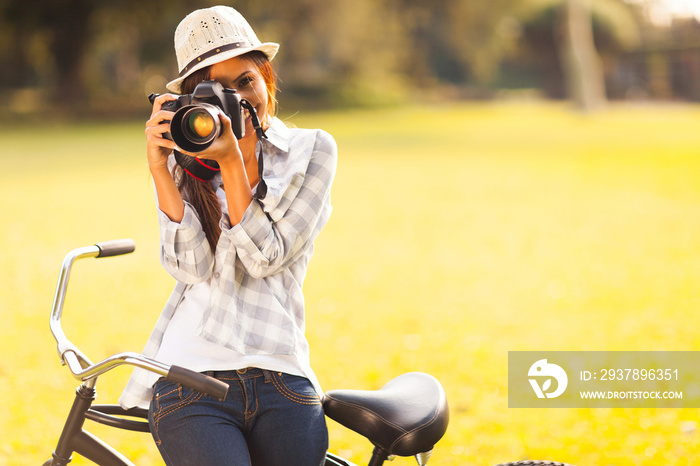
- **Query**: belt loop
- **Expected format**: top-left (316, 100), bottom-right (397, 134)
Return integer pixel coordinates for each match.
top-left (262, 370), bottom-right (272, 383)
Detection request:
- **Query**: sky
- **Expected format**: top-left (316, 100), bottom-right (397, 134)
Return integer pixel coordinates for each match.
top-left (645, 0), bottom-right (700, 25)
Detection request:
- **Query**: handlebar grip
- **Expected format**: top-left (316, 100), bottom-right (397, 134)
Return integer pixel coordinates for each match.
top-left (167, 366), bottom-right (229, 401)
top-left (95, 239), bottom-right (136, 258)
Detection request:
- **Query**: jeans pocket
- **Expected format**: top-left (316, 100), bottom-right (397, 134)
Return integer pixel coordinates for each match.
top-left (149, 379), bottom-right (203, 445)
top-left (270, 372), bottom-right (321, 405)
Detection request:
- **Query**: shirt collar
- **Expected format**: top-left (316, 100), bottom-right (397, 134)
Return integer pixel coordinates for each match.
top-left (263, 117), bottom-right (290, 153)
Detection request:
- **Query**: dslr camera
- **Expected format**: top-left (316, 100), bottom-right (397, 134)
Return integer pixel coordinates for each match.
top-left (149, 80), bottom-right (246, 152)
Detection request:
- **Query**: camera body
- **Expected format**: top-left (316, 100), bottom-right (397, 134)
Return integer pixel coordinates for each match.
top-left (150, 80), bottom-right (245, 152)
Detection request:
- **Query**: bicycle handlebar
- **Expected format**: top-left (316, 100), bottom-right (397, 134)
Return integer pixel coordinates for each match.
top-left (50, 240), bottom-right (230, 401)
top-left (95, 239), bottom-right (137, 258)
top-left (167, 366), bottom-right (229, 401)
top-left (62, 350), bottom-right (229, 401)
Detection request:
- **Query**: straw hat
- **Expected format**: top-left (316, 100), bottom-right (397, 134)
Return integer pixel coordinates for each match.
top-left (166, 6), bottom-right (279, 93)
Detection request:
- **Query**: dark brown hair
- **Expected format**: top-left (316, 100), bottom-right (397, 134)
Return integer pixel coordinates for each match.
top-left (176, 51), bottom-right (278, 251)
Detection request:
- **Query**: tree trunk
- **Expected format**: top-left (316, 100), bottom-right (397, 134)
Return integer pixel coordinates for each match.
top-left (48, 0), bottom-right (95, 106)
top-left (559, 0), bottom-right (606, 112)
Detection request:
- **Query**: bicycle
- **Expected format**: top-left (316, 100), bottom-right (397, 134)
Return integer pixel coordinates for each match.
top-left (43, 240), bottom-right (574, 466)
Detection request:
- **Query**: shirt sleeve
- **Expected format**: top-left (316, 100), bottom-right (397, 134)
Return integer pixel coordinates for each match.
top-left (158, 200), bottom-right (214, 284)
top-left (220, 130), bottom-right (337, 279)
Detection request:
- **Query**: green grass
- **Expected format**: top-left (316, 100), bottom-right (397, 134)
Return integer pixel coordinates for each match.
top-left (2, 101), bottom-right (700, 465)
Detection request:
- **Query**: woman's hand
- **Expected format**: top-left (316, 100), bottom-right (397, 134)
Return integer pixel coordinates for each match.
top-left (145, 94), bottom-right (179, 170)
top-left (178, 110), bottom-right (254, 225)
top-left (145, 94), bottom-right (186, 223)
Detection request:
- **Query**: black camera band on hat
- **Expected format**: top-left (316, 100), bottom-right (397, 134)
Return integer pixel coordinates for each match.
top-left (179, 41), bottom-right (253, 77)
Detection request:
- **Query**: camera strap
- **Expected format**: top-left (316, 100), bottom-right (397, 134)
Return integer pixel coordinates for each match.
top-left (174, 150), bottom-right (220, 182)
top-left (241, 100), bottom-right (268, 200)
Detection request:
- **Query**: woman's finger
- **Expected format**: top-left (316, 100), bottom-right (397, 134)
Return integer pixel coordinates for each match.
top-left (150, 94), bottom-right (178, 117)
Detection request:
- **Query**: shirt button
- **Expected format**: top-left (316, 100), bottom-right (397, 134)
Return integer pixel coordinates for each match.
top-left (214, 272), bottom-right (221, 279)
top-left (264, 170), bottom-right (272, 177)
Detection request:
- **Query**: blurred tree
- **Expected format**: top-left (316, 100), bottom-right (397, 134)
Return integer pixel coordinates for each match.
top-left (84, 0), bottom-right (211, 109)
top-left (514, 0), bottom-right (640, 108)
top-left (391, 0), bottom-right (525, 92)
top-left (229, 0), bottom-right (411, 107)
top-left (0, 0), bottom-right (210, 111)
top-left (2, 0), bottom-right (95, 104)
top-left (444, 0), bottom-right (525, 86)
top-left (0, 0), bottom-right (690, 116)
top-left (560, 0), bottom-right (607, 111)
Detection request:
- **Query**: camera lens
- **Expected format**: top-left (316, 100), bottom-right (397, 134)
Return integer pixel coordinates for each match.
top-left (185, 109), bottom-right (216, 139)
top-left (170, 104), bottom-right (221, 152)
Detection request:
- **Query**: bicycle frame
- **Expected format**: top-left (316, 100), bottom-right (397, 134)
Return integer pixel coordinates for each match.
top-left (46, 240), bottom-right (230, 466)
top-left (45, 241), bottom-right (448, 466)
top-left (46, 385), bottom-right (147, 466)
top-left (46, 241), bottom-right (147, 466)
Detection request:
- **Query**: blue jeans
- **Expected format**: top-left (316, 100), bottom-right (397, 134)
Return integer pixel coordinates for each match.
top-left (148, 368), bottom-right (328, 466)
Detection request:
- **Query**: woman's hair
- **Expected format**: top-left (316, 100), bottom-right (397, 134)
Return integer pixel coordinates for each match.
top-left (244, 51), bottom-right (278, 117)
top-left (175, 51), bottom-right (278, 251)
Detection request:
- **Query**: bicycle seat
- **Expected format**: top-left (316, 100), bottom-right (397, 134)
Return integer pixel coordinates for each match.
top-left (323, 372), bottom-right (449, 457)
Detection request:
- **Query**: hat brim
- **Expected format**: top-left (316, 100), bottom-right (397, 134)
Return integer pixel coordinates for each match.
top-left (166, 42), bottom-right (279, 94)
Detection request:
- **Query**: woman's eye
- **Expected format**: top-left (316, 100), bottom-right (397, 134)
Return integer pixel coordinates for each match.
top-left (238, 76), bottom-right (253, 88)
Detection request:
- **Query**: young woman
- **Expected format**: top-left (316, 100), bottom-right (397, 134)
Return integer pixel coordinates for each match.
top-left (120, 6), bottom-right (336, 465)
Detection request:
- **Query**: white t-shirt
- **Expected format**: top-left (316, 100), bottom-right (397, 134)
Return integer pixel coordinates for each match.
top-left (155, 278), bottom-right (310, 379)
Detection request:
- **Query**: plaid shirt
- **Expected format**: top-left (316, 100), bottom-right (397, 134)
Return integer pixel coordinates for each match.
top-left (120, 118), bottom-right (336, 408)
